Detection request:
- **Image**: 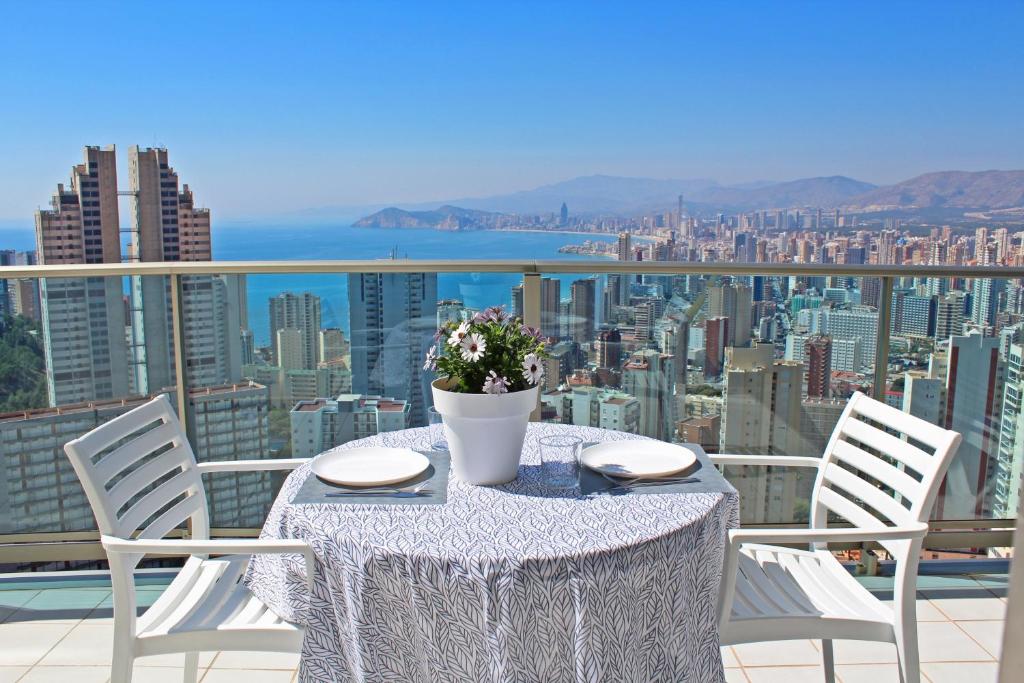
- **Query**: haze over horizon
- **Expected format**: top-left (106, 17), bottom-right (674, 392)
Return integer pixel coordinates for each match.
top-left (1, 1), bottom-right (1022, 221)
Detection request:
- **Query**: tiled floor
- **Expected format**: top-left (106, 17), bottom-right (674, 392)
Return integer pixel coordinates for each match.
top-left (0, 572), bottom-right (1008, 682)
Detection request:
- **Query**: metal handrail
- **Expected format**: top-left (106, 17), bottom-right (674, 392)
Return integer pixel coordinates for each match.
top-left (1, 260), bottom-right (1023, 278)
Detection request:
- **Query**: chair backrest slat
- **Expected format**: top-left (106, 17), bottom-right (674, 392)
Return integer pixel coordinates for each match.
top-left (839, 418), bottom-right (934, 476)
top-left (823, 463), bottom-right (911, 527)
top-left (64, 395), bottom-right (210, 542)
top-left (93, 421), bottom-right (183, 486)
top-left (810, 392), bottom-right (961, 558)
top-left (830, 440), bottom-right (921, 500)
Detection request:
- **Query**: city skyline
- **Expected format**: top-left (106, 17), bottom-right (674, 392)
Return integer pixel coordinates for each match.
top-left (1, 2), bottom-right (1022, 221)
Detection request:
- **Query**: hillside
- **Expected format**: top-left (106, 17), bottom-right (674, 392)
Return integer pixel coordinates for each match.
top-left (353, 205), bottom-right (503, 230)
top-left (847, 170), bottom-right (1024, 211)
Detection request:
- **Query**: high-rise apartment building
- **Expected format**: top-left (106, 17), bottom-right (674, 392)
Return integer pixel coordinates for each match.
top-left (621, 350), bottom-right (674, 442)
top-left (704, 316), bottom-right (729, 379)
top-left (290, 394), bottom-right (410, 458)
top-left (569, 278), bottom-right (597, 344)
top-left (936, 291), bottom-right (967, 341)
top-left (994, 343), bottom-right (1024, 519)
top-left (269, 292), bottom-right (322, 370)
top-left (939, 333), bottom-right (1004, 518)
top-left (35, 146), bottom-right (130, 405)
top-left (595, 328), bottom-right (622, 368)
top-left (708, 282), bottom-right (752, 348)
top-left (127, 147), bottom-right (245, 394)
top-left (805, 335), bottom-right (832, 399)
top-left (540, 276), bottom-right (561, 337)
top-left (0, 382), bottom-right (272, 533)
top-left (349, 272), bottom-right (438, 426)
top-left (318, 328), bottom-right (348, 363)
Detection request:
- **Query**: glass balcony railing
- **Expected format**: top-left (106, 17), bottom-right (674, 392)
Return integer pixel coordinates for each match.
top-left (0, 260), bottom-right (1020, 571)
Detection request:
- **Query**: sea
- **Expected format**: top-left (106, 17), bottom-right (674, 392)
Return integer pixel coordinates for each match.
top-left (0, 223), bottom-right (620, 346)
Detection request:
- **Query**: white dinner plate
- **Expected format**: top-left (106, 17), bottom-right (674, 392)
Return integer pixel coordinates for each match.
top-left (311, 447), bottom-right (430, 487)
top-left (581, 441), bottom-right (697, 479)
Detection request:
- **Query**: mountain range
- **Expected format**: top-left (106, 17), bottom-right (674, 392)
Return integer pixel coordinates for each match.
top-left (351, 169), bottom-right (1024, 228)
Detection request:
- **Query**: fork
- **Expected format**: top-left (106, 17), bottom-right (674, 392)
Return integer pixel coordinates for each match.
top-left (597, 470), bottom-right (698, 489)
top-left (325, 481), bottom-right (433, 496)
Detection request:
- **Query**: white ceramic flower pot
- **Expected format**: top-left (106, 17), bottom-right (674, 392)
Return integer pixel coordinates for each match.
top-left (431, 379), bottom-right (539, 485)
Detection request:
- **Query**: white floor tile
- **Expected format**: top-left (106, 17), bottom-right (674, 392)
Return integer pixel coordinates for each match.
top-left (835, 663), bottom-right (901, 682)
top-left (917, 621), bottom-right (995, 662)
top-left (733, 640), bottom-right (821, 667)
top-left (921, 661), bottom-right (1000, 683)
top-left (955, 620), bottom-right (1004, 659)
top-left (927, 596), bottom-right (1006, 621)
top-left (744, 666), bottom-right (826, 682)
top-left (210, 651), bottom-right (300, 670)
top-left (0, 667), bottom-right (29, 683)
top-left (723, 669), bottom-right (749, 682)
top-left (831, 639), bottom-right (897, 665)
top-left (38, 622), bottom-right (113, 666)
top-left (201, 670), bottom-right (295, 682)
top-left (0, 622), bottom-right (76, 666)
top-left (882, 598), bottom-right (948, 622)
top-left (134, 666), bottom-right (211, 682)
top-left (722, 646), bottom-right (740, 668)
top-left (18, 666), bottom-right (110, 682)
top-left (137, 652), bottom-right (217, 668)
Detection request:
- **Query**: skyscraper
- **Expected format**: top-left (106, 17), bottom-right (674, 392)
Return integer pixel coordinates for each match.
top-left (940, 333), bottom-right (1004, 518)
top-left (269, 292), bottom-right (322, 370)
top-left (35, 146), bottom-right (130, 405)
top-left (540, 277), bottom-right (561, 338)
top-left (704, 316), bottom-right (729, 379)
top-left (708, 281), bottom-right (752, 348)
top-left (595, 328), bottom-right (622, 369)
top-left (569, 278), bottom-right (597, 343)
top-left (349, 272), bottom-right (438, 426)
top-left (994, 343), bottom-right (1024, 519)
top-left (936, 291), bottom-right (967, 341)
top-left (559, 202), bottom-right (569, 226)
top-left (127, 147), bottom-right (245, 393)
top-left (621, 350), bottom-right (674, 441)
top-left (805, 335), bottom-right (832, 399)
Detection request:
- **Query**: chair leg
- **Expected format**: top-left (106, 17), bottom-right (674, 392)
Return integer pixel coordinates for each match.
top-left (184, 652), bottom-right (200, 683)
top-left (821, 639), bottom-right (836, 683)
top-left (110, 651), bottom-right (134, 683)
top-left (895, 624), bottom-right (921, 683)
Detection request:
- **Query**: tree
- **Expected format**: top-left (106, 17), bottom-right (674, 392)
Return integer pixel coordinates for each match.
top-left (0, 315), bottom-right (47, 412)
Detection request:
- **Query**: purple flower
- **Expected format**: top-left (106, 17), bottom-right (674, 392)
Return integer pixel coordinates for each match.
top-left (520, 325), bottom-right (545, 341)
top-left (473, 305), bottom-right (509, 324)
top-left (482, 370), bottom-right (509, 394)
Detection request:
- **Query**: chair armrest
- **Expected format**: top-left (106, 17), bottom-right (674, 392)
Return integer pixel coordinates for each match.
top-left (101, 536), bottom-right (316, 590)
top-left (728, 522), bottom-right (930, 546)
top-left (709, 454), bottom-right (822, 468)
top-left (196, 458), bottom-right (311, 473)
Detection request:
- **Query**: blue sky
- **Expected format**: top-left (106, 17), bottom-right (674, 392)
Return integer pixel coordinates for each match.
top-left (1, 1), bottom-right (1021, 221)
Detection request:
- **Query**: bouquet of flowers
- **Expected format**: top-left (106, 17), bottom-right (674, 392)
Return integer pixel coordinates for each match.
top-left (424, 306), bottom-right (548, 394)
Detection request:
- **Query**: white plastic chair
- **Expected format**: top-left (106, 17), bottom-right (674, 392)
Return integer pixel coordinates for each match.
top-left (712, 391), bottom-right (962, 683)
top-left (64, 394), bottom-right (314, 683)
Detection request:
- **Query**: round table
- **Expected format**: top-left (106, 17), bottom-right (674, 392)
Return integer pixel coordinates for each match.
top-left (246, 423), bottom-right (739, 682)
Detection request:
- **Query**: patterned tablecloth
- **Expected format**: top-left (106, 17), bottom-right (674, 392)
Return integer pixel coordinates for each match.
top-left (245, 423), bottom-right (740, 683)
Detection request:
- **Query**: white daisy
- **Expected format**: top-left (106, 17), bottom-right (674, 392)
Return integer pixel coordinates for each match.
top-left (460, 332), bottom-right (487, 362)
top-left (447, 321), bottom-right (470, 347)
top-left (521, 353), bottom-right (544, 385)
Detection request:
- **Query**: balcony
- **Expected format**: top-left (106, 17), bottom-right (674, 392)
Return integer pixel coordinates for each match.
top-left (0, 567), bottom-right (1008, 682)
top-left (0, 258), bottom-right (1020, 680)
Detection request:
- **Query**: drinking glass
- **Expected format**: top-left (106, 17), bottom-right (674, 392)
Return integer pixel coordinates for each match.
top-left (427, 407), bottom-right (448, 451)
top-left (539, 435), bottom-right (583, 489)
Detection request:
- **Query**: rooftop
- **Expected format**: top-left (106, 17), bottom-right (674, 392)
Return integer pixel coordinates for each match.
top-left (0, 569), bottom-right (1007, 682)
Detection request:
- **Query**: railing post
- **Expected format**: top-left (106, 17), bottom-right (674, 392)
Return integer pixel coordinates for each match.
top-left (872, 276), bottom-right (894, 401)
top-left (169, 274), bottom-right (192, 438)
top-left (523, 272), bottom-right (542, 421)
